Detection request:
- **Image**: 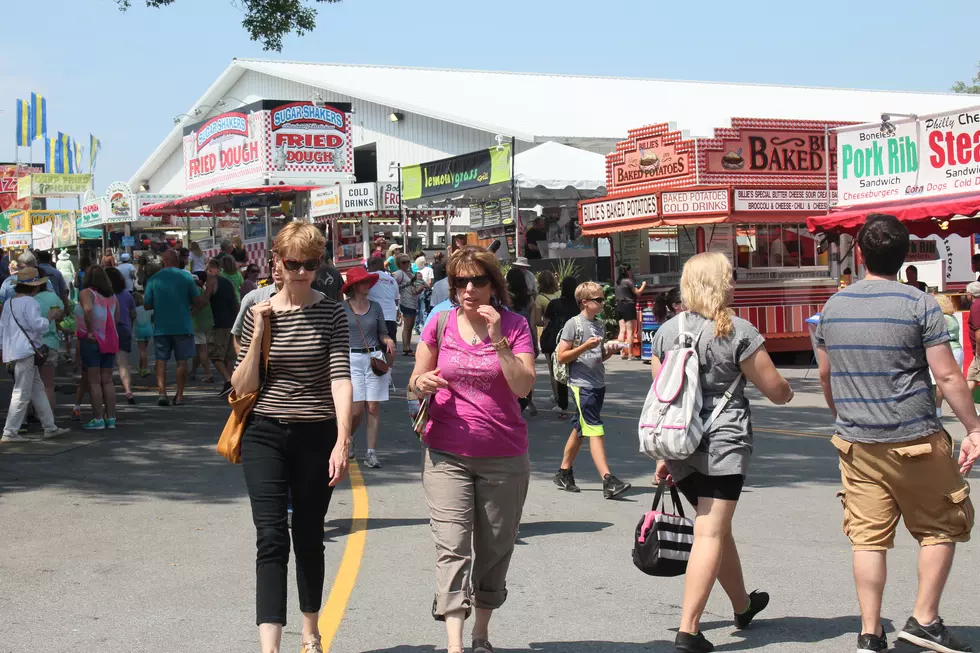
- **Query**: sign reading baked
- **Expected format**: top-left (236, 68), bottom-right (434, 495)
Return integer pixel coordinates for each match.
top-left (706, 129), bottom-right (838, 176)
top-left (606, 124), bottom-right (693, 194)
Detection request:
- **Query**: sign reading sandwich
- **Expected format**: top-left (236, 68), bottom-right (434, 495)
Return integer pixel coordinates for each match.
top-left (402, 144), bottom-right (511, 201)
top-left (836, 106), bottom-right (980, 206)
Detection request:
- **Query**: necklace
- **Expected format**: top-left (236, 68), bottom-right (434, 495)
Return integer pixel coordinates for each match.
top-left (471, 333), bottom-right (478, 345)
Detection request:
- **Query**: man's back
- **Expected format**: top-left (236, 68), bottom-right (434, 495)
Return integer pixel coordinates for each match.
top-left (146, 268), bottom-right (198, 335)
top-left (815, 279), bottom-right (948, 444)
top-left (369, 271), bottom-right (399, 321)
top-left (210, 275), bottom-right (238, 329)
top-left (312, 263), bottom-right (343, 301)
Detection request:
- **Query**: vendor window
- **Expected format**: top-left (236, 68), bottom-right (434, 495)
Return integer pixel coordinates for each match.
top-left (736, 223), bottom-right (819, 269)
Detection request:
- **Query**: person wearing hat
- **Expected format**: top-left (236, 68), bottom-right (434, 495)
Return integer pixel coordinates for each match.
top-left (386, 244), bottom-right (403, 274)
top-left (512, 256), bottom-right (538, 297)
top-left (342, 266), bottom-right (395, 468)
top-left (0, 267), bottom-right (70, 442)
top-left (117, 252), bottom-right (137, 293)
top-left (56, 251), bottom-right (77, 299)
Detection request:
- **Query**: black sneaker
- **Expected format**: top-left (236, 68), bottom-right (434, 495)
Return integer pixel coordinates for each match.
top-left (553, 468), bottom-right (580, 493)
top-left (219, 382), bottom-right (233, 398)
top-left (734, 590), bottom-right (770, 629)
top-left (898, 617), bottom-right (972, 653)
top-left (857, 628), bottom-right (888, 653)
top-left (603, 473), bottom-right (631, 499)
top-left (675, 631), bottom-right (713, 653)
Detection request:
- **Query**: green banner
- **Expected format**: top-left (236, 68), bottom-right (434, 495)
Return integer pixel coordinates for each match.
top-left (402, 144), bottom-right (511, 201)
top-left (20, 173), bottom-right (93, 198)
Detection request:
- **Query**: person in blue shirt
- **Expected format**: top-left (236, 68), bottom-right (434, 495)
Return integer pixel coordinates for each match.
top-left (143, 249), bottom-right (201, 406)
top-left (0, 253), bottom-right (55, 305)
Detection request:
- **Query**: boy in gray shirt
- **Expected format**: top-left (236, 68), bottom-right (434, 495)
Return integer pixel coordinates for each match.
top-left (553, 281), bottom-right (631, 499)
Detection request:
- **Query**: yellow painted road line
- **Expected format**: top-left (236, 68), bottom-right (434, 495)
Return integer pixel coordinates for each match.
top-left (317, 461), bottom-right (369, 652)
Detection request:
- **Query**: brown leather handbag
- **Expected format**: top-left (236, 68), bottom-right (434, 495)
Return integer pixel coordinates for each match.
top-left (216, 326), bottom-right (271, 464)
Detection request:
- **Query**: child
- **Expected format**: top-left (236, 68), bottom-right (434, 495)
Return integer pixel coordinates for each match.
top-left (133, 292), bottom-right (154, 378)
top-left (553, 281), bottom-right (631, 499)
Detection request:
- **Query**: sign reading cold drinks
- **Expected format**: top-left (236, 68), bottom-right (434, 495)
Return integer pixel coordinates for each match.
top-left (836, 106), bottom-right (980, 206)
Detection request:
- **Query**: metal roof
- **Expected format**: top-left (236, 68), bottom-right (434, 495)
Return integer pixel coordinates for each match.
top-left (130, 59), bottom-right (980, 188)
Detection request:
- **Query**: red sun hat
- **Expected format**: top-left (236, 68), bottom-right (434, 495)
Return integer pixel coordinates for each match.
top-left (341, 266), bottom-right (380, 295)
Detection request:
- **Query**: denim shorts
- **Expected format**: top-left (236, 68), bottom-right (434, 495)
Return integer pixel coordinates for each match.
top-left (154, 334), bottom-right (195, 362)
top-left (400, 305), bottom-right (418, 317)
top-left (80, 338), bottom-right (117, 369)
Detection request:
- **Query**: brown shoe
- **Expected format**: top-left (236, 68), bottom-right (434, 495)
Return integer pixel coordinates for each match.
top-left (302, 636), bottom-right (323, 653)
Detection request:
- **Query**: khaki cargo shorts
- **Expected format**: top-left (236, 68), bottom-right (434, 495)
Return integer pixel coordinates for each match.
top-left (832, 431), bottom-right (974, 550)
top-left (967, 357), bottom-right (980, 383)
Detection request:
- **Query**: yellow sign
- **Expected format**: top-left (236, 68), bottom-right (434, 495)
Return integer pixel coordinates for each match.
top-left (7, 210), bottom-right (30, 233)
top-left (29, 210), bottom-right (63, 226)
top-left (16, 173), bottom-right (93, 198)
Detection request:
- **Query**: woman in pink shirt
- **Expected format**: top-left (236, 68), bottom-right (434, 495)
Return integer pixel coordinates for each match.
top-left (409, 246), bottom-right (535, 653)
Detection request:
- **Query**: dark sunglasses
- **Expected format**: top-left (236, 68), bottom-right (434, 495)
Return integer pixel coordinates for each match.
top-left (282, 258), bottom-right (320, 272)
top-left (452, 275), bottom-right (491, 289)
top-left (583, 296), bottom-right (604, 304)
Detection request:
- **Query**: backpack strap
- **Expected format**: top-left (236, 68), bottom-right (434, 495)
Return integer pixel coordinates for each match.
top-left (435, 308), bottom-right (451, 350)
top-left (703, 372), bottom-right (743, 431)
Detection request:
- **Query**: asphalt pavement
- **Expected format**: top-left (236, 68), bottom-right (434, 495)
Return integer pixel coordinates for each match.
top-left (0, 348), bottom-right (977, 653)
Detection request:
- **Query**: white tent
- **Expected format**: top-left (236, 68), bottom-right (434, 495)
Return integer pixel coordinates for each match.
top-left (514, 141), bottom-right (607, 200)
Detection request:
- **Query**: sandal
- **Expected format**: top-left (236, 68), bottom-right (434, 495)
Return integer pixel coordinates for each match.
top-left (201, 376), bottom-right (214, 383)
top-left (472, 639), bottom-right (494, 653)
top-left (403, 349), bottom-right (415, 357)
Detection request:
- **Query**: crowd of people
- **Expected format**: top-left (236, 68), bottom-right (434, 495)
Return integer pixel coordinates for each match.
top-left (2, 216), bottom-right (978, 653)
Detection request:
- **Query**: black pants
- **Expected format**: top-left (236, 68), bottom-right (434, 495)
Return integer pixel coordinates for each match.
top-left (385, 320), bottom-right (397, 342)
top-left (242, 415), bottom-right (338, 625)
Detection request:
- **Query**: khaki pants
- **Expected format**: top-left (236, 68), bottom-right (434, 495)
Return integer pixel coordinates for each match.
top-left (832, 431), bottom-right (974, 550)
top-left (422, 448), bottom-right (530, 620)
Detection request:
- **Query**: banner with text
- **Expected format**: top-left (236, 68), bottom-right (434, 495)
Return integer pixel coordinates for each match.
top-left (734, 188), bottom-right (837, 212)
top-left (402, 144), bottom-right (511, 201)
top-left (837, 106), bottom-right (980, 206)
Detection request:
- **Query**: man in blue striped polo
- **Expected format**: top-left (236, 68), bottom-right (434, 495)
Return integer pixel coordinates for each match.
top-left (815, 213), bottom-right (979, 653)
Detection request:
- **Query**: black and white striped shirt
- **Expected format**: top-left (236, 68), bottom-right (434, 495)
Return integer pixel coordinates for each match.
top-left (238, 296), bottom-right (351, 422)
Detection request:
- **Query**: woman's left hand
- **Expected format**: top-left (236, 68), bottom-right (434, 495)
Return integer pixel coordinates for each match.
top-left (476, 304), bottom-right (503, 341)
top-left (328, 441), bottom-right (350, 487)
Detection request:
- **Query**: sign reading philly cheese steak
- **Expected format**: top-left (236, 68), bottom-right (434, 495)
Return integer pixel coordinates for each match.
top-left (402, 144), bottom-right (511, 201)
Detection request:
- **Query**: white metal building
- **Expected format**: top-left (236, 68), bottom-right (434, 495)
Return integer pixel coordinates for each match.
top-left (129, 58), bottom-right (977, 195)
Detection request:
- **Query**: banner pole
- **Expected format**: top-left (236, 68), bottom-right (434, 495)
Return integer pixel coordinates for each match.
top-left (511, 137), bottom-right (518, 258)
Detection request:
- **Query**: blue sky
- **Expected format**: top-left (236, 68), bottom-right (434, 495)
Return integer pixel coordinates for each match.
top-left (2, 0), bottom-right (979, 197)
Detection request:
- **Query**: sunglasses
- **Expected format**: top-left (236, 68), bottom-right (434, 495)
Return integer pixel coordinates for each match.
top-left (282, 258), bottom-right (320, 272)
top-left (583, 297), bottom-right (604, 304)
top-left (452, 275), bottom-right (491, 289)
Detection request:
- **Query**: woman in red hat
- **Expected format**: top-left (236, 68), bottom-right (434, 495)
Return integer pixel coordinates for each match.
top-left (342, 266), bottom-right (396, 469)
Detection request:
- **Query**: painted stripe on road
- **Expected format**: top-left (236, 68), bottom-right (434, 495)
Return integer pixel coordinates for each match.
top-left (317, 461), bottom-right (369, 652)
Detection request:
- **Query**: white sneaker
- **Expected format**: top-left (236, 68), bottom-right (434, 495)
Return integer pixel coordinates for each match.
top-left (364, 451), bottom-right (382, 468)
top-left (1, 432), bottom-right (31, 443)
top-left (42, 427), bottom-right (70, 439)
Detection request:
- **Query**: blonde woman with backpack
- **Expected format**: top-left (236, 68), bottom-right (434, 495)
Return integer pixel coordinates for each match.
top-left (649, 252), bottom-right (792, 653)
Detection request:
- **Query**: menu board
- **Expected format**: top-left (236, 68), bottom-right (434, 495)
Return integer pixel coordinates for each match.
top-left (469, 202), bottom-right (484, 229)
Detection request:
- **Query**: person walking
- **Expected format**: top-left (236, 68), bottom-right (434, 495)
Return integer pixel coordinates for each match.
top-left (312, 251), bottom-right (343, 301)
top-left (134, 291), bottom-right (153, 378)
top-left (143, 249), bottom-right (200, 406)
top-left (553, 281), bottom-right (631, 499)
top-left (650, 252), bottom-right (792, 653)
top-left (367, 255), bottom-right (400, 345)
top-left (0, 268), bottom-right (70, 442)
top-left (341, 266), bottom-right (395, 468)
top-left (232, 221), bottom-right (352, 653)
top-left (385, 243), bottom-right (402, 273)
top-left (393, 254), bottom-right (423, 356)
top-left (615, 264), bottom-right (647, 360)
top-left (190, 272), bottom-right (214, 383)
top-left (202, 257), bottom-right (240, 397)
top-left (963, 282), bottom-right (980, 398)
top-left (507, 267), bottom-right (539, 416)
top-left (56, 250), bottom-right (76, 299)
top-left (220, 254), bottom-right (244, 301)
top-left (534, 270), bottom-right (560, 342)
top-left (541, 276), bottom-right (579, 420)
top-left (408, 245), bottom-right (535, 653)
top-left (815, 214), bottom-right (979, 653)
top-left (935, 293), bottom-right (964, 417)
top-left (234, 263), bottom-right (283, 352)
top-left (240, 263), bottom-right (260, 298)
top-left (75, 265), bottom-right (120, 430)
top-left (106, 267), bottom-right (138, 405)
top-left (33, 277), bottom-right (64, 410)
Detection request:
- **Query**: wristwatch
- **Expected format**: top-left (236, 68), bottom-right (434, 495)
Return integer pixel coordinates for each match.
top-left (491, 336), bottom-right (510, 351)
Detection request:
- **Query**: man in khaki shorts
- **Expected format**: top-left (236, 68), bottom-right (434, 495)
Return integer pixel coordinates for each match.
top-left (816, 214), bottom-right (979, 653)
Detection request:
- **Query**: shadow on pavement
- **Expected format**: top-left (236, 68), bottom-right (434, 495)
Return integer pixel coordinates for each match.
top-left (698, 615), bottom-right (886, 650)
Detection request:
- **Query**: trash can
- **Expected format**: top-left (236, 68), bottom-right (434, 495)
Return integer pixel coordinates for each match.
top-left (641, 305), bottom-right (657, 363)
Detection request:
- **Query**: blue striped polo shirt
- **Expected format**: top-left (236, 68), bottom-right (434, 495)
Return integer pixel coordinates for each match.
top-left (814, 279), bottom-right (949, 444)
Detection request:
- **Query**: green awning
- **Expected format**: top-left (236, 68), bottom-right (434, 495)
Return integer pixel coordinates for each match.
top-left (78, 228), bottom-right (103, 240)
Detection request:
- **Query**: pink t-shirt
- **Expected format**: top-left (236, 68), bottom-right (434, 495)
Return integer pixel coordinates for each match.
top-left (420, 308), bottom-right (534, 457)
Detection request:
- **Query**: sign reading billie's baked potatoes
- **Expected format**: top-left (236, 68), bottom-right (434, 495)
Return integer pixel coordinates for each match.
top-left (606, 123), bottom-right (694, 196)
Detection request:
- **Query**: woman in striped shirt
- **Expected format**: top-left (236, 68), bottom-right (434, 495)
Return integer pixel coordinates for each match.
top-left (232, 222), bottom-right (353, 653)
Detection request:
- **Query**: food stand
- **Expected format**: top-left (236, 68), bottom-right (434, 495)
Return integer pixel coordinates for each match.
top-left (579, 118), bottom-right (855, 353)
top-left (807, 105), bottom-right (980, 365)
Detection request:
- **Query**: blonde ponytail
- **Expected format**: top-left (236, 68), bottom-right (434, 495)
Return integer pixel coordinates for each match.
top-left (713, 308), bottom-right (734, 339)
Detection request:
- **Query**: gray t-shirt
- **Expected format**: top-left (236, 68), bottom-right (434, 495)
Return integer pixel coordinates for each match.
top-left (560, 314), bottom-right (605, 388)
top-left (814, 279), bottom-right (948, 444)
top-left (393, 269), bottom-right (421, 310)
top-left (345, 300), bottom-right (387, 349)
top-left (232, 284), bottom-right (277, 337)
top-left (651, 312), bottom-right (765, 480)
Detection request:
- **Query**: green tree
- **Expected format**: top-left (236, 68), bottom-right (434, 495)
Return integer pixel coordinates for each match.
top-left (116, 0), bottom-right (342, 52)
top-left (952, 63), bottom-right (980, 94)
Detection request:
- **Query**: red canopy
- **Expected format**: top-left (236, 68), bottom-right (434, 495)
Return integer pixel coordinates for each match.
top-left (139, 185), bottom-right (319, 217)
top-left (807, 192), bottom-right (980, 238)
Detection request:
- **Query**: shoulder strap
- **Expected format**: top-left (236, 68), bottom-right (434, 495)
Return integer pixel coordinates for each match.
top-left (651, 480), bottom-right (685, 519)
top-left (573, 314), bottom-right (585, 346)
top-left (9, 299), bottom-right (42, 356)
top-left (350, 305), bottom-right (371, 348)
top-left (703, 372), bottom-right (743, 431)
top-left (435, 308), bottom-right (451, 350)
